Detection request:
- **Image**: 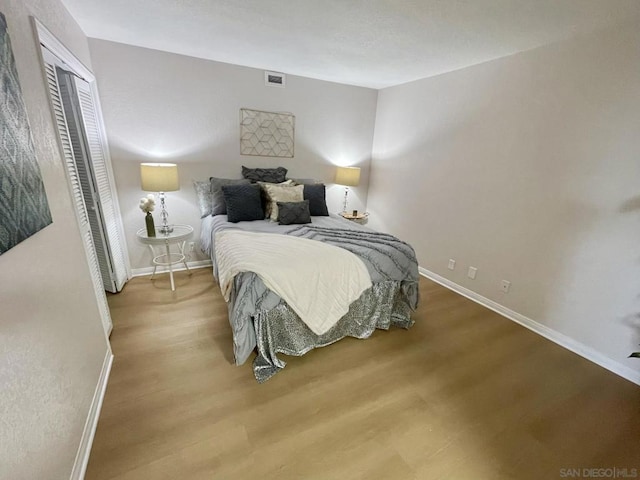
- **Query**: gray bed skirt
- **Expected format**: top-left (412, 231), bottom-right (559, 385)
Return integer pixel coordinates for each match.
top-left (252, 280), bottom-right (417, 382)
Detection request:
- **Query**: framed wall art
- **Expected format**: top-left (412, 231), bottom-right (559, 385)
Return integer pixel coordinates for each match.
top-left (0, 12), bottom-right (53, 255)
top-left (240, 108), bottom-right (294, 158)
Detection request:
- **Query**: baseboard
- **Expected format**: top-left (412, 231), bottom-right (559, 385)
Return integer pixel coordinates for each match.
top-left (70, 348), bottom-right (113, 480)
top-left (131, 259), bottom-right (212, 278)
top-left (418, 266), bottom-right (640, 387)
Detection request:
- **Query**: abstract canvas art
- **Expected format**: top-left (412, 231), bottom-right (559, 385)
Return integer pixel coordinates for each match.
top-left (240, 108), bottom-right (294, 158)
top-left (0, 12), bottom-right (52, 255)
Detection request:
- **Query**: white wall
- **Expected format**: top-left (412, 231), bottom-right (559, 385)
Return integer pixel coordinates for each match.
top-left (87, 39), bottom-right (378, 271)
top-left (0, 0), bottom-right (110, 478)
top-left (368, 21), bottom-right (640, 380)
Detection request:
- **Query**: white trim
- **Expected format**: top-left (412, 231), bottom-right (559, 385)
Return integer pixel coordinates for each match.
top-left (418, 266), bottom-right (640, 387)
top-left (32, 17), bottom-right (94, 82)
top-left (131, 259), bottom-right (213, 277)
top-left (70, 348), bottom-right (113, 480)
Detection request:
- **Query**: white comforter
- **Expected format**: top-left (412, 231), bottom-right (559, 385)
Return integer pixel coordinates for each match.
top-left (215, 230), bottom-right (372, 335)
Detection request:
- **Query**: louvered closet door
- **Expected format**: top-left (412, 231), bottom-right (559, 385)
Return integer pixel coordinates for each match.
top-left (42, 51), bottom-right (112, 336)
top-left (57, 69), bottom-right (118, 294)
top-left (69, 77), bottom-right (128, 292)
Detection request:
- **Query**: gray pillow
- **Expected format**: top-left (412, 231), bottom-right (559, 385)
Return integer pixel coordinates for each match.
top-left (289, 178), bottom-right (319, 185)
top-left (242, 165), bottom-right (287, 183)
top-left (303, 184), bottom-right (329, 216)
top-left (193, 180), bottom-right (213, 218)
top-left (209, 177), bottom-right (251, 216)
top-left (221, 184), bottom-right (264, 223)
top-left (277, 200), bottom-right (311, 225)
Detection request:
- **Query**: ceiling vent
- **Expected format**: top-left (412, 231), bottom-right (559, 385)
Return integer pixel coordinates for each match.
top-left (265, 71), bottom-right (285, 88)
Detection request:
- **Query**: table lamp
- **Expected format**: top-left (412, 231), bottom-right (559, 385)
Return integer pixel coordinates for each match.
top-left (140, 163), bottom-right (179, 234)
top-left (335, 166), bottom-right (360, 213)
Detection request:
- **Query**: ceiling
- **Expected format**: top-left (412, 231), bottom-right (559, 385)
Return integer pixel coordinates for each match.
top-left (60, 0), bottom-right (640, 89)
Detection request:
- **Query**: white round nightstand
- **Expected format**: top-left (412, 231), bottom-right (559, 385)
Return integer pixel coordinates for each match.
top-left (339, 211), bottom-right (369, 224)
top-left (136, 224), bottom-right (194, 291)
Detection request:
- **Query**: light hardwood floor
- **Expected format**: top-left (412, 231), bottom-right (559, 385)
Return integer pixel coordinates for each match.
top-left (86, 268), bottom-right (640, 480)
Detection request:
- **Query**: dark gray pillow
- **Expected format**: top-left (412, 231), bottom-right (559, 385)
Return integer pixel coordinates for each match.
top-left (221, 184), bottom-right (264, 223)
top-left (277, 200), bottom-right (311, 225)
top-left (242, 165), bottom-right (288, 183)
top-left (209, 177), bottom-right (251, 216)
top-left (303, 184), bottom-right (329, 216)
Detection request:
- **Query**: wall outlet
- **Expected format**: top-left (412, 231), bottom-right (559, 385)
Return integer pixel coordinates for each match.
top-left (189, 241), bottom-right (195, 252)
top-left (448, 259), bottom-right (456, 270)
top-left (468, 267), bottom-right (477, 279)
top-left (501, 280), bottom-right (511, 293)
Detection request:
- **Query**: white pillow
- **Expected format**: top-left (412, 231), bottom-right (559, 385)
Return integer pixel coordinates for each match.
top-left (260, 183), bottom-right (304, 221)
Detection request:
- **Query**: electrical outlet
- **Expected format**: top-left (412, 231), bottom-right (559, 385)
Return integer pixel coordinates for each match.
top-left (501, 280), bottom-right (511, 293)
top-left (448, 259), bottom-right (456, 270)
top-left (189, 241), bottom-right (195, 252)
top-left (468, 267), bottom-right (477, 279)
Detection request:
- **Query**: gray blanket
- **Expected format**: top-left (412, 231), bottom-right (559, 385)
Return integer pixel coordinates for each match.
top-left (203, 214), bottom-right (419, 382)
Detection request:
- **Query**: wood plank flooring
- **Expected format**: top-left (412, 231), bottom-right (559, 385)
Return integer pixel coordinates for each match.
top-left (86, 268), bottom-right (640, 479)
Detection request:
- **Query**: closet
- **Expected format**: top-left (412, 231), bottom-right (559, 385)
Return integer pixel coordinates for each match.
top-left (36, 19), bottom-right (129, 336)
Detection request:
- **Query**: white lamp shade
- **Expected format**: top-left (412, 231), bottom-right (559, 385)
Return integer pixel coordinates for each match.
top-left (335, 166), bottom-right (361, 187)
top-left (140, 163), bottom-right (180, 192)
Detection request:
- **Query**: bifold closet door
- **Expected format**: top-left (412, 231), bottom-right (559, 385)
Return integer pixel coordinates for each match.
top-left (63, 74), bottom-right (128, 292)
top-left (42, 51), bottom-right (113, 336)
top-left (57, 69), bottom-right (119, 293)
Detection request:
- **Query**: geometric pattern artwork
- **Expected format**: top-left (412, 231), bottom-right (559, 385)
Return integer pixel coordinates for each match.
top-left (240, 108), bottom-right (294, 158)
top-left (0, 12), bottom-right (52, 255)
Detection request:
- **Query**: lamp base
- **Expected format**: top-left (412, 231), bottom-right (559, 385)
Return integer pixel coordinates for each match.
top-left (342, 187), bottom-right (349, 213)
top-left (158, 192), bottom-right (173, 234)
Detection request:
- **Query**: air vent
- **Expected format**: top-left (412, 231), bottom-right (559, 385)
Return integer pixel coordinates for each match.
top-left (265, 71), bottom-right (285, 88)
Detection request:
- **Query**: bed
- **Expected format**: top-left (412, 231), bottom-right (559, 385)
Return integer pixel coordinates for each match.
top-left (196, 169), bottom-right (419, 382)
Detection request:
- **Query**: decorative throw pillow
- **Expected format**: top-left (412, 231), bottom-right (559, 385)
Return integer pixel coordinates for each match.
top-left (277, 200), bottom-right (311, 225)
top-left (257, 180), bottom-right (294, 217)
top-left (209, 177), bottom-right (251, 216)
top-left (260, 183), bottom-right (304, 221)
top-left (289, 178), bottom-right (318, 185)
top-left (242, 165), bottom-right (288, 184)
top-left (303, 184), bottom-right (329, 216)
top-left (193, 180), bottom-right (213, 218)
top-left (221, 184), bottom-right (264, 223)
